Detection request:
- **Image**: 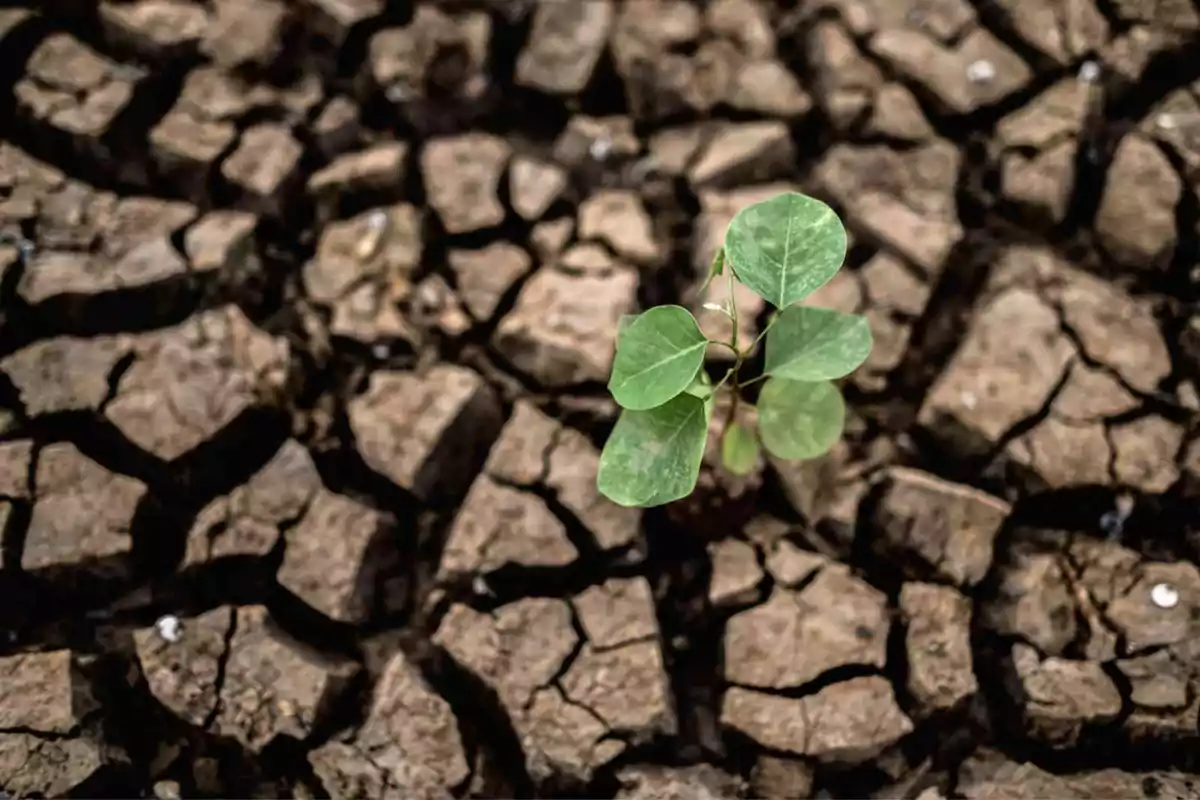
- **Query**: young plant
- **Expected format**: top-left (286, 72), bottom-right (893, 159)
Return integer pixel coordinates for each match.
top-left (596, 191), bottom-right (872, 508)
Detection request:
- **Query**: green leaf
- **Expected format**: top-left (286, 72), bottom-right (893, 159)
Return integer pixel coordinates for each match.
top-left (597, 392), bottom-right (709, 507)
top-left (617, 314), bottom-right (637, 337)
top-left (721, 421), bottom-right (759, 477)
top-left (683, 368), bottom-right (713, 400)
top-left (702, 248), bottom-right (725, 291)
top-left (757, 378), bottom-right (845, 460)
top-left (608, 305), bottom-right (709, 410)
top-left (764, 306), bottom-right (873, 381)
top-left (724, 192), bottom-right (847, 309)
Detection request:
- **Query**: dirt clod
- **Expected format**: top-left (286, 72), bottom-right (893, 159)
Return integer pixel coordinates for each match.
top-left (309, 650), bottom-right (466, 800)
top-left (900, 582), bottom-right (977, 716)
top-left (349, 363), bottom-right (502, 503)
top-left (721, 676), bottom-right (913, 762)
top-left (724, 564), bottom-right (889, 688)
top-left (872, 467), bottom-right (1010, 587)
top-left (136, 605), bottom-right (357, 752)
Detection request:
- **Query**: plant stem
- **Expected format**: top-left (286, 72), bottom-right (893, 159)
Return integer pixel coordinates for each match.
top-left (726, 267), bottom-right (740, 354)
top-left (710, 270), bottom-right (778, 455)
top-left (722, 377), bottom-right (741, 439)
top-left (717, 268), bottom-right (746, 444)
top-left (713, 365), bottom-right (737, 392)
top-left (748, 313), bottom-right (780, 353)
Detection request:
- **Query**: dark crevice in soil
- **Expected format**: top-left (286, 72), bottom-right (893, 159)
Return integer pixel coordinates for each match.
top-left (0, 277), bottom-right (215, 349)
top-left (887, 232), bottom-right (1001, 437)
top-left (0, 10), bottom-right (47, 116)
top-left (1156, 144), bottom-right (1200, 311)
top-left (1091, 0), bottom-right (1135, 36)
top-left (418, 641), bottom-right (535, 799)
top-left (1104, 38), bottom-right (1200, 123)
top-left (200, 607), bottom-right (238, 732)
top-left (321, 4), bottom-right (415, 87)
top-left (642, 508), bottom-right (726, 763)
top-left (728, 662), bottom-right (889, 703)
top-left (972, 362), bottom-right (1076, 492)
top-left (16, 412), bottom-right (169, 490)
top-left (1059, 89), bottom-right (1111, 241)
top-left (308, 417), bottom-right (420, 517)
top-left (464, 557), bottom-right (640, 613)
top-left (170, 409), bottom-right (293, 504)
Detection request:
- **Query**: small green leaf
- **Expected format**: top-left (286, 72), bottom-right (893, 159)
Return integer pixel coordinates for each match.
top-left (764, 306), bottom-right (873, 381)
top-left (721, 421), bottom-right (759, 477)
top-left (597, 393), bottom-right (709, 507)
top-left (609, 305), bottom-right (709, 410)
top-left (702, 389), bottom-right (717, 425)
top-left (683, 368), bottom-right (713, 399)
top-left (703, 247), bottom-right (725, 288)
top-left (757, 378), bottom-right (845, 460)
top-left (724, 192), bottom-right (847, 309)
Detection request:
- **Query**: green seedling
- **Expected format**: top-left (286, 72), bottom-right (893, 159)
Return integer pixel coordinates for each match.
top-left (596, 191), bottom-right (872, 508)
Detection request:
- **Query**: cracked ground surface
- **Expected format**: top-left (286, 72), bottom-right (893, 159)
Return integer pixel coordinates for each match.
top-left (0, 0), bottom-right (1199, 797)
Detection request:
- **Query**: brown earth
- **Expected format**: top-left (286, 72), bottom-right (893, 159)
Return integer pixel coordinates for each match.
top-left (0, 0), bottom-right (1199, 798)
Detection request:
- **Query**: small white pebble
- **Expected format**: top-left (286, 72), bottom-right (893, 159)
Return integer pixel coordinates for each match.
top-left (961, 391), bottom-right (978, 410)
top-left (1150, 583), bottom-right (1180, 609)
top-left (1078, 60), bottom-right (1101, 83)
top-left (702, 302), bottom-right (726, 312)
top-left (355, 210), bottom-right (390, 260)
top-left (589, 136), bottom-right (612, 161)
top-left (365, 209), bottom-right (389, 229)
top-left (472, 575), bottom-right (493, 596)
top-left (1157, 113), bottom-right (1177, 130)
top-left (371, 343), bottom-right (390, 360)
top-left (155, 614), bottom-right (183, 643)
top-left (966, 59), bottom-right (996, 84)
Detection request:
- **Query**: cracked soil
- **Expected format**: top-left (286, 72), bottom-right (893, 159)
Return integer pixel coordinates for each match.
top-left (1, 0), bottom-right (1200, 798)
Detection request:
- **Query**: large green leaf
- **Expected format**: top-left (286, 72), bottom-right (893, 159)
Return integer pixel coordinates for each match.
top-left (609, 305), bottom-right (709, 410)
top-left (597, 393), bottom-right (709, 507)
top-left (724, 192), bottom-right (847, 309)
top-left (764, 306), bottom-right (873, 381)
top-left (721, 420), bottom-right (759, 477)
top-left (757, 378), bottom-right (845, 460)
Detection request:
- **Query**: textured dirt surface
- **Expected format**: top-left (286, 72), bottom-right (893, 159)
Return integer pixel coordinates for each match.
top-left (1, 1), bottom-right (1200, 798)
